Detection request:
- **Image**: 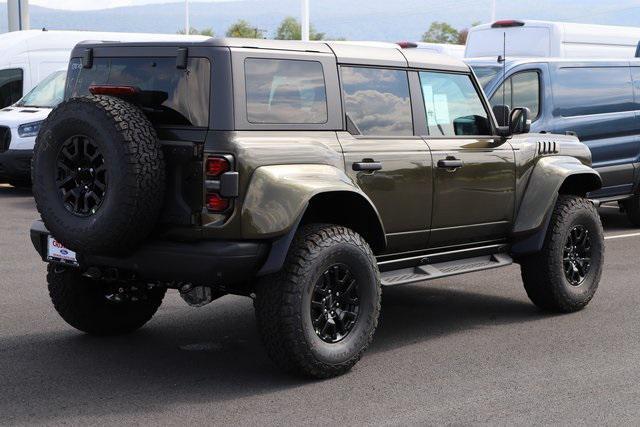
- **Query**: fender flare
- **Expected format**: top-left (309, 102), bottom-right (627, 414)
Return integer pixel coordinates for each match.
top-left (241, 164), bottom-right (386, 274)
top-left (511, 156), bottom-right (601, 256)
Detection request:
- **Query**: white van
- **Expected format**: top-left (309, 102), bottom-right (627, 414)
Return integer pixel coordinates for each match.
top-left (0, 30), bottom-right (209, 186)
top-left (0, 29), bottom-right (209, 109)
top-left (465, 20), bottom-right (640, 59)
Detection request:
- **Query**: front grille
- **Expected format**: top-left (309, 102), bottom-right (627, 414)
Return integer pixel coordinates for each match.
top-left (0, 127), bottom-right (10, 153)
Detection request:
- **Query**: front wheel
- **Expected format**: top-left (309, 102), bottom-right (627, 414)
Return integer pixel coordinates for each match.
top-left (254, 224), bottom-right (381, 378)
top-left (520, 195), bottom-right (604, 313)
top-left (47, 264), bottom-right (166, 335)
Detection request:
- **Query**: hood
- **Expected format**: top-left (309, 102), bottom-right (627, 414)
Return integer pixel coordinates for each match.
top-left (0, 106), bottom-right (52, 128)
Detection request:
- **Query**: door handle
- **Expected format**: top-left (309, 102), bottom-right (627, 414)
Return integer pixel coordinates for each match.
top-left (437, 158), bottom-right (464, 169)
top-left (353, 160), bottom-right (383, 172)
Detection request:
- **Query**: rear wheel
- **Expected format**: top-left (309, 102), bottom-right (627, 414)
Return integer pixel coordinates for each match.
top-left (520, 195), bottom-right (604, 313)
top-left (254, 224), bottom-right (381, 378)
top-left (47, 264), bottom-right (166, 336)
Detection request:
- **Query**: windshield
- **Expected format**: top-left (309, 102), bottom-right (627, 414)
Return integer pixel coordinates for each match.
top-left (16, 70), bottom-right (66, 108)
top-left (470, 65), bottom-right (502, 89)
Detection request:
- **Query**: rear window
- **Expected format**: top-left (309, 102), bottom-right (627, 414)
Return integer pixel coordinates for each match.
top-left (466, 27), bottom-right (551, 58)
top-left (66, 57), bottom-right (210, 127)
top-left (553, 67), bottom-right (634, 117)
top-left (0, 68), bottom-right (23, 108)
top-left (244, 58), bottom-right (328, 124)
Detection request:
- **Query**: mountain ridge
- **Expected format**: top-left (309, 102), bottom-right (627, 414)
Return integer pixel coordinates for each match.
top-left (0, 0), bottom-right (639, 41)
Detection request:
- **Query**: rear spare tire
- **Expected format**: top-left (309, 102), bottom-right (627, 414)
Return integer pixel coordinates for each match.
top-left (32, 95), bottom-right (165, 255)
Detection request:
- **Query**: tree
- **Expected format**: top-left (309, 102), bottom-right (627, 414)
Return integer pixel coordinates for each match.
top-left (457, 21), bottom-right (481, 45)
top-left (275, 16), bottom-right (325, 41)
top-left (421, 21), bottom-right (459, 44)
top-left (177, 27), bottom-right (215, 37)
top-left (226, 19), bottom-right (265, 38)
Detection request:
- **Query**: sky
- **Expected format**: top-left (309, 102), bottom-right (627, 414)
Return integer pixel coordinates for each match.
top-left (29, 0), bottom-right (236, 10)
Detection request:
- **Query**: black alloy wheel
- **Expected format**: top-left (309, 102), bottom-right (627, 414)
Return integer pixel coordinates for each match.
top-left (310, 263), bottom-right (360, 343)
top-left (56, 135), bottom-right (107, 217)
top-left (563, 225), bottom-right (592, 286)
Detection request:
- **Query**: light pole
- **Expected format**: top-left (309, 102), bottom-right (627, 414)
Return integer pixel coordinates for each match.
top-left (185, 0), bottom-right (190, 34)
top-left (8, 0), bottom-right (29, 32)
top-left (301, 0), bottom-right (309, 41)
top-left (491, 0), bottom-right (496, 22)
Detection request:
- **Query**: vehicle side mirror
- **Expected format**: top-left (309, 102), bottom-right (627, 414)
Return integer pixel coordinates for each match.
top-left (509, 107), bottom-right (531, 134)
top-left (492, 104), bottom-right (511, 127)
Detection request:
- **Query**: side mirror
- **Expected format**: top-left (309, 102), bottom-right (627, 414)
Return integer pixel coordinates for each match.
top-left (509, 107), bottom-right (531, 134)
top-left (492, 104), bottom-right (511, 127)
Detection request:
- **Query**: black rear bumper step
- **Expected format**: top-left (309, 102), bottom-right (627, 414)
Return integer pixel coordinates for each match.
top-left (30, 220), bottom-right (269, 286)
top-left (381, 253), bottom-right (513, 286)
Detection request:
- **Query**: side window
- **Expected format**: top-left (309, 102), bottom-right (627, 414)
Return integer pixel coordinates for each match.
top-left (341, 66), bottom-right (413, 136)
top-left (419, 71), bottom-right (491, 136)
top-left (245, 58), bottom-right (328, 124)
top-left (0, 68), bottom-right (24, 109)
top-left (490, 71), bottom-right (540, 120)
top-left (553, 67), bottom-right (633, 117)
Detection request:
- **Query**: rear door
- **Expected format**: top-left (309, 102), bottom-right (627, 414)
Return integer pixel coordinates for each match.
top-left (337, 66), bottom-right (433, 254)
top-left (418, 70), bottom-right (516, 248)
top-left (550, 64), bottom-right (637, 197)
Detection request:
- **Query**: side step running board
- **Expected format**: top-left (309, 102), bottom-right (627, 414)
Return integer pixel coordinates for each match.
top-left (380, 253), bottom-right (513, 287)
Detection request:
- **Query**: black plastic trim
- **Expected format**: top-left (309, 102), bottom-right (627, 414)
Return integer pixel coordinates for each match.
top-left (30, 220), bottom-right (269, 286)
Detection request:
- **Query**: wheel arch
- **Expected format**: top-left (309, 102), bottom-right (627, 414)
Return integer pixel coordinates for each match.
top-left (243, 164), bottom-right (387, 276)
top-left (511, 156), bottom-right (601, 256)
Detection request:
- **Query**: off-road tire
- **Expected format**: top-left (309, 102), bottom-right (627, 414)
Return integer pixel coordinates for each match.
top-left (32, 95), bottom-right (165, 255)
top-left (254, 224), bottom-right (381, 378)
top-left (623, 194), bottom-right (640, 226)
top-left (47, 264), bottom-right (166, 336)
top-left (520, 195), bottom-right (604, 313)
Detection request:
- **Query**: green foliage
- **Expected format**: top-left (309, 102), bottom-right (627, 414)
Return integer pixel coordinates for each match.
top-left (275, 16), bottom-right (325, 41)
top-left (226, 19), bottom-right (265, 38)
top-left (421, 21), bottom-right (459, 44)
top-left (177, 27), bottom-right (215, 36)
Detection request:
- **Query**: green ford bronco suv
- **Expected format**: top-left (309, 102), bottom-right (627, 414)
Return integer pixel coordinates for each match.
top-left (29, 38), bottom-right (604, 378)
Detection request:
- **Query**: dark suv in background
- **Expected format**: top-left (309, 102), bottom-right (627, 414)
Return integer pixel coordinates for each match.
top-left (28, 39), bottom-right (604, 378)
top-left (469, 57), bottom-right (640, 224)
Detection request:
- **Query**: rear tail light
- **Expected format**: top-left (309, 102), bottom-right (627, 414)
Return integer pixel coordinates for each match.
top-left (491, 20), bottom-right (525, 28)
top-left (206, 156), bottom-right (230, 178)
top-left (206, 192), bottom-right (229, 212)
top-left (204, 155), bottom-right (236, 214)
top-left (89, 85), bottom-right (139, 96)
top-left (397, 41), bottom-right (418, 49)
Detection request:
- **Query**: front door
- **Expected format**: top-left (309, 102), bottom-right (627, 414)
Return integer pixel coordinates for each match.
top-left (338, 66), bottom-right (433, 254)
top-left (417, 70), bottom-right (516, 248)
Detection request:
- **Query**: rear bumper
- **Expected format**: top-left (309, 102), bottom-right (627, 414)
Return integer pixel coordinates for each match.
top-left (30, 220), bottom-right (269, 286)
top-left (0, 149), bottom-right (32, 182)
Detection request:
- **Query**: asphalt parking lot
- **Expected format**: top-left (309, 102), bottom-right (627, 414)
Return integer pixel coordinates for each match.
top-left (2, 183), bottom-right (640, 425)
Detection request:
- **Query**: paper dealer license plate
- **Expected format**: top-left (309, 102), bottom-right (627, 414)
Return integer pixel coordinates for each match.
top-left (47, 236), bottom-right (79, 266)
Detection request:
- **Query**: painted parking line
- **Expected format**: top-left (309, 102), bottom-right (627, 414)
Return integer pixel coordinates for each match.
top-left (604, 232), bottom-right (640, 240)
